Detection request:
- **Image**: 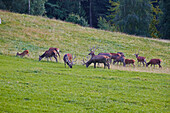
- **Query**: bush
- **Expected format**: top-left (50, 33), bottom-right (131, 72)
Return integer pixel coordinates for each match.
top-left (66, 14), bottom-right (89, 27)
top-left (97, 16), bottom-right (115, 31)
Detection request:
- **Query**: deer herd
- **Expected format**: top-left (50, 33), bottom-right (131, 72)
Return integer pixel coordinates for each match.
top-left (16, 46), bottom-right (162, 69)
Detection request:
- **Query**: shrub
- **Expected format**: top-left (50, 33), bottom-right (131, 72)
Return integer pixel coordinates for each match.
top-left (66, 14), bottom-right (89, 27)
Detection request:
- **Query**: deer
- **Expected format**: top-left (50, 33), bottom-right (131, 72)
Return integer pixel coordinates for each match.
top-left (16, 50), bottom-right (29, 57)
top-left (48, 47), bottom-right (60, 57)
top-left (63, 53), bottom-right (77, 68)
top-left (39, 50), bottom-right (58, 62)
top-left (117, 52), bottom-right (124, 56)
top-left (98, 53), bottom-right (120, 63)
top-left (146, 59), bottom-right (162, 68)
top-left (82, 46), bottom-right (110, 69)
top-left (125, 59), bottom-right (135, 67)
top-left (134, 50), bottom-right (147, 67)
top-left (113, 54), bottom-right (126, 66)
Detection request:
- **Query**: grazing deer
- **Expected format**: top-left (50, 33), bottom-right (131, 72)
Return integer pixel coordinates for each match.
top-left (63, 53), bottom-right (77, 68)
top-left (83, 46), bottom-right (110, 69)
top-left (134, 50), bottom-right (146, 67)
top-left (98, 53), bottom-right (120, 63)
top-left (16, 50), bottom-right (29, 57)
top-left (48, 47), bottom-right (60, 57)
top-left (113, 55), bottom-right (126, 66)
top-left (146, 59), bottom-right (162, 68)
top-left (125, 59), bottom-right (135, 67)
top-left (82, 55), bottom-right (110, 69)
top-left (39, 50), bottom-right (58, 62)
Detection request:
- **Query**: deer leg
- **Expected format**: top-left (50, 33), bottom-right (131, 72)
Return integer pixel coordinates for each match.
top-left (123, 62), bottom-right (126, 67)
top-left (54, 56), bottom-right (58, 62)
top-left (158, 64), bottom-right (162, 68)
top-left (113, 60), bottom-right (116, 65)
top-left (108, 63), bottom-right (110, 69)
top-left (94, 63), bottom-right (96, 68)
top-left (142, 62), bottom-right (145, 67)
top-left (64, 62), bottom-right (66, 68)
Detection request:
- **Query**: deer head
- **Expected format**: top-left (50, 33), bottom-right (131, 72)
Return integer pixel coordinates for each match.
top-left (88, 46), bottom-right (98, 57)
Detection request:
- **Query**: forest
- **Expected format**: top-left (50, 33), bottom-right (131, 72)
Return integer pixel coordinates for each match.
top-left (0, 0), bottom-right (169, 39)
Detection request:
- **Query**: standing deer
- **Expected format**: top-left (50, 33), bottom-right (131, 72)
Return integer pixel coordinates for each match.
top-left (113, 54), bottom-right (126, 66)
top-left (63, 53), bottom-right (77, 68)
top-left (48, 47), bottom-right (60, 57)
top-left (134, 50), bottom-right (146, 67)
top-left (16, 50), bottom-right (29, 57)
top-left (83, 46), bottom-right (110, 69)
top-left (39, 50), bottom-right (58, 62)
top-left (98, 53), bottom-right (120, 63)
top-left (125, 59), bottom-right (135, 67)
top-left (146, 59), bottom-right (162, 68)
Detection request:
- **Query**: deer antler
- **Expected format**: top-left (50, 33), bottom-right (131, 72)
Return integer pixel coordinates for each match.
top-left (81, 56), bottom-right (90, 65)
top-left (89, 46), bottom-right (98, 52)
top-left (93, 46), bottom-right (98, 52)
top-left (89, 46), bottom-right (95, 51)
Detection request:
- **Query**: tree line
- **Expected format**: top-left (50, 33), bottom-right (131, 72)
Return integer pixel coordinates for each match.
top-left (0, 0), bottom-right (169, 39)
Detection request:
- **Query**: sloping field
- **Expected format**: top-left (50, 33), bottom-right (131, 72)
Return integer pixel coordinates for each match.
top-left (0, 10), bottom-right (169, 112)
top-left (0, 55), bottom-right (169, 112)
top-left (0, 10), bottom-right (169, 73)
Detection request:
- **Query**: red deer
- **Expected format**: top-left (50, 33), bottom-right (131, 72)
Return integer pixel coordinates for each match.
top-left (117, 52), bottom-right (124, 56)
top-left (82, 55), bottom-right (110, 69)
top-left (16, 50), bottom-right (29, 57)
top-left (63, 53), bottom-right (77, 68)
top-left (113, 55), bottom-right (126, 66)
top-left (39, 50), bottom-right (58, 62)
top-left (98, 53), bottom-right (120, 63)
top-left (146, 59), bottom-right (162, 68)
top-left (83, 47), bottom-right (110, 69)
top-left (125, 59), bottom-right (135, 67)
top-left (48, 47), bottom-right (60, 57)
top-left (134, 50), bottom-right (146, 66)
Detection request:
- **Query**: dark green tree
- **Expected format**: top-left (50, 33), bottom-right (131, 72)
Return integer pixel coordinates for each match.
top-left (149, 0), bottom-right (162, 38)
top-left (109, 0), bottom-right (152, 37)
top-left (159, 0), bottom-right (170, 39)
top-left (0, 0), bottom-right (46, 16)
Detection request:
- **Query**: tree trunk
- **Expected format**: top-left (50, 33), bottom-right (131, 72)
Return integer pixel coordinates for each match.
top-left (28, 0), bottom-right (30, 14)
top-left (89, 0), bottom-right (92, 27)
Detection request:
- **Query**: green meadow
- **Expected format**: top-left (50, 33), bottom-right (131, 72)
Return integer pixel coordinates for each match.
top-left (0, 55), bottom-right (169, 112)
top-left (0, 10), bottom-right (170, 112)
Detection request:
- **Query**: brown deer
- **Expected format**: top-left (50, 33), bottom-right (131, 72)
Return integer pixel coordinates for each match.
top-left (125, 59), bottom-right (135, 67)
top-left (134, 50), bottom-right (146, 66)
top-left (16, 50), bottom-right (29, 57)
top-left (48, 47), bottom-right (60, 57)
top-left (113, 55), bottom-right (126, 66)
top-left (98, 53), bottom-right (120, 63)
top-left (83, 47), bottom-right (110, 69)
top-left (146, 59), bottom-right (162, 68)
top-left (63, 53), bottom-right (77, 68)
top-left (39, 50), bottom-right (58, 62)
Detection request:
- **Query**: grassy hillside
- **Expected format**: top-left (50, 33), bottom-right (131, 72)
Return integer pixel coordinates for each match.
top-left (0, 10), bottom-right (170, 73)
top-left (0, 55), bottom-right (169, 112)
top-left (0, 10), bottom-right (169, 112)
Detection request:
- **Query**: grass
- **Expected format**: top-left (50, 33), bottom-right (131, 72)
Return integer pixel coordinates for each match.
top-left (0, 10), bottom-right (169, 73)
top-left (0, 10), bottom-right (169, 112)
top-left (0, 55), bottom-right (169, 112)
